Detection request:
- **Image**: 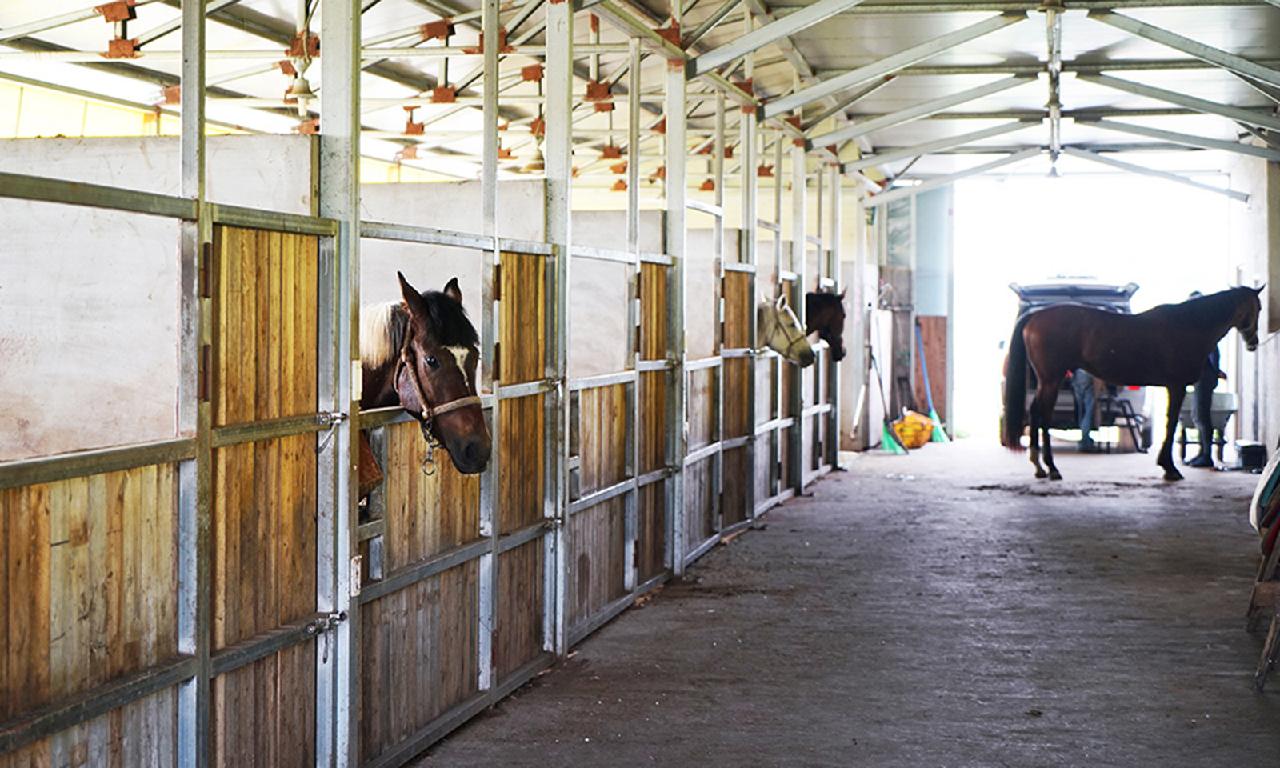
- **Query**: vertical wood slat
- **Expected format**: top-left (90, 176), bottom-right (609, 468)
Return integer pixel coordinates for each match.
top-left (381, 421), bottom-right (482, 574)
top-left (0, 465), bottom-right (181, 766)
top-left (358, 561), bottom-right (479, 765)
top-left (638, 262), bottom-right (670, 572)
top-left (498, 252), bottom-right (547, 535)
top-left (567, 498), bottom-right (627, 630)
top-left (208, 225), bottom-right (319, 768)
top-left (495, 541), bottom-right (544, 681)
top-left (576, 384), bottom-right (628, 497)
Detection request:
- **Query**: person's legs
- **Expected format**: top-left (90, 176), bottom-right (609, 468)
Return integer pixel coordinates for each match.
top-left (1072, 370), bottom-right (1096, 451)
top-left (1188, 376), bottom-right (1217, 467)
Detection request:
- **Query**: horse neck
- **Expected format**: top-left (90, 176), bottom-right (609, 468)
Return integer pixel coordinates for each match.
top-left (1179, 291), bottom-right (1242, 340)
top-left (758, 305), bottom-right (775, 344)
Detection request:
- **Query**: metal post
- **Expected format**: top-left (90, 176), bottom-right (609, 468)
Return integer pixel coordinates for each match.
top-left (789, 142), bottom-right (806, 494)
top-left (665, 52), bottom-right (688, 576)
top-left (625, 36), bottom-right (642, 594)
top-left (739, 78), bottom-right (758, 519)
top-left (319, 0), bottom-right (361, 763)
top-left (545, 0), bottom-right (574, 652)
top-left (477, 0), bottom-right (501, 690)
top-left (826, 164), bottom-right (841, 469)
top-left (772, 135), bottom-right (784, 496)
top-left (712, 92), bottom-right (725, 535)
top-left (177, 0), bottom-right (206, 764)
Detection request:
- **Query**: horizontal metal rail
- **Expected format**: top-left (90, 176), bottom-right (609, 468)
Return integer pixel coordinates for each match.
top-left (756, 416), bottom-right (797, 435)
top-left (567, 572), bottom-right (667, 647)
top-left (637, 359), bottom-right (676, 372)
top-left (723, 262), bottom-right (757, 274)
top-left (637, 467), bottom-right (674, 487)
top-left (211, 413), bottom-right (333, 448)
top-left (568, 370), bottom-right (637, 391)
top-left (683, 533), bottom-right (721, 566)
top-left (778, 270), bottom-right (799, 282)
top-left (499, 237), bottom-right (554, 256)
top-left (686, 356), bottom-right (723, 371)
top-left (569, 478), bottom-right (637, 515)
top-left (686, 199), bottom-right (725, 217)
top-left (0, 171), bottom-right (196, 220)
top-left (755, 488), bottom-right (796, 517)
top-left (210, 203), bottom-right (338, 237)
top-left (684, 442), bottom-right (721, 465)
top-left (497, 520), bottom-right (553, 554)
top-left (571, 244), bottom-right (639, 265)
top-left (0, 438), bottom-right (197, 491)
top-left (210, 613), bottom-right (334, 677)
top-left (361, 220), bottom-right (494, 251)
top-left (721, 347), bottom-right (755, 358)
top-left (357, 406), bottom-right (417, 430)
top-left (756, 218), bottom-right (780, 232)
top-left (722, 435), bottom-right (752, 450)
top-left (359, 537), bottom-right (491, 604)
top-left (639, 251), bottom-right (673, 266)
top-left (803, 403), bottom-right (835, 417)
top-left (0, 656), bottom-right (197, 754)
top-left (357, 519), bottom-right (386, 543)
top-left (497, 379), bottom-right (558, 399)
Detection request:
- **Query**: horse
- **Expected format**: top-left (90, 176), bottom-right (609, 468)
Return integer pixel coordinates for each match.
top-left (806, 290), bottom-right (847, 362)
top-left (1002, 286), bottom-right (1262, 482)
top-left (357, 272), bottom-right (492, 498)
top-left (758, 294), bottom-right (816, 367)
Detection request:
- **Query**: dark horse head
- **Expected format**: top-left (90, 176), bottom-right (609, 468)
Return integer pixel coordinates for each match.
top-left (1228, 285), bottom-right (1264, 351)
top-left (360, 273), bottom-right (491, 474)
top-left (806, 290), bottom-right (848, 362)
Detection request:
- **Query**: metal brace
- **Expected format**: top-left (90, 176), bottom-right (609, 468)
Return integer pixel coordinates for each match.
top-left (316, 410), bottom-right (348, 454)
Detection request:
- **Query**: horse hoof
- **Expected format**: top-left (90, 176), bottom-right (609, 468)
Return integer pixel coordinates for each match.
top-left (1049, 471), bottom-right (1063, 481)
top-left (1163, 469), bottom-right (1184, 482)
top-left (1035, 470), bottom-right (1048, 479)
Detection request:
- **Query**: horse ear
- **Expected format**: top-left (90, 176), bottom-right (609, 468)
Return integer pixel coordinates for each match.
top-left (443, 277), bottom-right (463, 304)
top-left (839, 288), bottom-right (847, 300)
top-left (397, 271), bottom-right (429, 318)
top-left (1255, 284), bottom-right (1266, 295)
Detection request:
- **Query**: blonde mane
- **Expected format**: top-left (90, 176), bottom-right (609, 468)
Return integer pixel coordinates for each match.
top-left (359, 302), bottom-right (406, 370)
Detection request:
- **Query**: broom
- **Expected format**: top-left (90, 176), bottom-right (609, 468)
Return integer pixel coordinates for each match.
top-left (870, 350), bottom-right (907, 455)
top-left (915, 321), bottom-right (950, 443)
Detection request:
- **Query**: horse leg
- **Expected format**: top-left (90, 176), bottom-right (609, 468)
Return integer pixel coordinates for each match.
top-left (1038, 378), bottom-right (1064, 481)
top-left (1160, 386), bottom-right (1187, 481)
top-left (1028, 395), bottom-right (1047, 478)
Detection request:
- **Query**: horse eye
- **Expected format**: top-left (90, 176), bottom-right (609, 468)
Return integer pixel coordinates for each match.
top-left (425, 355), bottom-right (439, 370)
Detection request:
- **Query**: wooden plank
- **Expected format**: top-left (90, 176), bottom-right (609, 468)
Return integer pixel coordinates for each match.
top-left (686, 369), bottom-right (716, 451)
top-left (683, 458), bottom-right (716, 555)
top-left (568, 498), bottom-right (627, 629)
top-left (637, 484), bottom-right (665, 582)
top-left (913, 315), bottom-right (948, 422)
top-left (721, 447), bottom-right (748, 527)
top-left (495, 542), bottom-right (543, 681)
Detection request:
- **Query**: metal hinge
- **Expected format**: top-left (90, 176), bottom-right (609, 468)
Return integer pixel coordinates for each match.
top-left (315, 411), bottom-right (348, 454)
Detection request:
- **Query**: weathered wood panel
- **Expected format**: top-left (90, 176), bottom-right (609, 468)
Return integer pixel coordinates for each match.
top-left (722, 271), bottom-right (751, 350)
top-left (755, 358), bottom-right (775, 426)
top-left (576, 384), bottom-right (628, 497)
top-left (754, 430), bottom-right (774, 505)
top-left (639, 374), bottom-right (667, 475)
top-left (212, 225), bottom-right (318, 427)
top-left (686, 368), bottom-right (717, 451)
top-left (211, 644), bottom-right (315, 768)
top-left (567, 498), bottom-right (627, 629)
top-left (639, 263), bottom-right (667, 361)
top-left (0, 464), bottom-right (180, 765)
top-left (495, 541), bottom-right (544, 680)
top-left (209, 224), bottom-right (319, 768)
top-left (359, 561), bottom-right (479, 764)
top-left (683, 458), bottom-right (716, 554)
top-left (913, 315), bottom-right (948, 422)
top-left (382, 420), bottom-right (482, 572)
top-left (724, 359), bottom-right (751, 439)
top-left (721, 447), bottom-right (749, 527)
top-left (499, 251), bottom-right (546, 535)
top-left (636, 484), bottom-right (665, 581)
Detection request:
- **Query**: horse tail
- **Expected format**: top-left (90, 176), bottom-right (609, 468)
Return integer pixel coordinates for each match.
top-left (1002, 313), bottom-right (1032, 451)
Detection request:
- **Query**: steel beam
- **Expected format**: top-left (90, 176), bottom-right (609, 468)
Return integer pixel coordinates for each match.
top-left (683, 0), bottom-right (744, 48)
top-left (864, 148), bottom-right (1041, 207)
top-left (810, 75), bottom-right (1035, 147)
top-left (803, 76), bottom-right (893, 133)
top-left (1062, 147), bottom-right (1249, 202)
top-left (842, 121), bottom-right (1034, 172)
top-left (1081, 119), bottom-right (1280, 162)
top-left (1078, 72), bottom-right (1280, 132)
top-left (689, 0), bottom-right (868, 76)
top-left (761, 12), bottom-right (1027, 119)
top-left (1088, 10), bottom-right (1280, 90)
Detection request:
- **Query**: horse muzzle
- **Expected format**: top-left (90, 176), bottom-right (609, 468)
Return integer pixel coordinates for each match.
top-left (446, 434), bottom-right (492, 474)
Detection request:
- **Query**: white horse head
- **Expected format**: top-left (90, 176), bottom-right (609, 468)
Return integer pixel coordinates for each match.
top-left (758, 294), bottom-right (816, 367)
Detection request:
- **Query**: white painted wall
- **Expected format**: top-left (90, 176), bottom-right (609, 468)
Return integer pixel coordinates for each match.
top-left (0, 136), bottom-right (313, 461)
top-left (1228, 156), bottom-right (1280, 451)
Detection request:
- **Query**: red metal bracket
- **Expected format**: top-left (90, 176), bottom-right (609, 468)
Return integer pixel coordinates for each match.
top-left (610, 161), bottom-right (628, 175)
top-left (601, 144), bottom-right (623, 159)
top-left (278, 59), bottom-right (297, 76)
top-left (431, 86), bottom-right (457, 103)
top-left (529, 116), bottom-right (546, 137)
top-left (103, 37), bottom-right (139, 58)
top-left (521, 63), bottom-right (544, 82)
top-left (287, 32), bottom-right (320, 58)
top-left (651, 117), bottom-right (666, 135)
top-left (95, 1), bottom-right (137, 23)
top-left (463, 28), bottom-right (514, 54)
top-left (757, 164), bottom-right (774, 178)
top-left (420, 19), bottom-right (454, 42)
top-left (657, 22), bottom-right (681, 48)
top-left (700, 178), bottom-right (715, 191)
top-left (296, 118), bottom-right (320, 135)
top-left (403, 106), bottom-right (424, 135)
top-left (612, 179), bottom-right (627, 191)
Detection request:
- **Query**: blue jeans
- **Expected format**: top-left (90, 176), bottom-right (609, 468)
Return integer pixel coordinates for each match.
top-left (1072, 369), bottom-right (1096, 445)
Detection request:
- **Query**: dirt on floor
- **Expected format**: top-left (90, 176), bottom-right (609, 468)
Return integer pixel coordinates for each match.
top-left (416, 441), bottom-right (1280, 767)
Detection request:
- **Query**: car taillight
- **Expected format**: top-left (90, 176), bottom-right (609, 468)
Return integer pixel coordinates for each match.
top-left (1126, 385), bottom-right (1141, 390)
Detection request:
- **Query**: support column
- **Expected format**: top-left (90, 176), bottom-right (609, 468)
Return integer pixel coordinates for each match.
top-left (544, 0), bottom-right (574, 652)
top-left (789, 143), bottom-right (806, 494)
top-left (319, 0), bottom-right (361, 763)
top-left (826, 164), bottom-right (842, 469)
top-left (665, 55), bottom-right (688, 575)
top-left (739, 90), bottom-right (759, 519)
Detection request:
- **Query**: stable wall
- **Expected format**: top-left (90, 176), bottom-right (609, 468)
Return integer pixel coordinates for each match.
top-left (0, 135), bottom-right (313, 461)
top-left (1229, 155), bottom-right (1280, 450)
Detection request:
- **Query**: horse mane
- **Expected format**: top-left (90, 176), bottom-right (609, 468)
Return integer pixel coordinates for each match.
top-left (1162, 286), bottom-right (1252, 324)
top-left (807, 291), bottom-right (842, 311)
top-left (360, 291), bottom-right (479, 370)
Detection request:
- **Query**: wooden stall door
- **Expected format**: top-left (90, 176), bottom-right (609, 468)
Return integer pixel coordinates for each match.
top-left (721, 271), bottom-right (752, 527)
top-left (637, 263), bottom-right (669, 580)
top-left (495, 251), bottom-right (547, 680)
top-left (209, 225), bottom-right (320, 768)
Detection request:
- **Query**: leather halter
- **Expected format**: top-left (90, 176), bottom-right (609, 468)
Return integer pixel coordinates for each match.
top-left (397, 331), bottom-right (483, 436)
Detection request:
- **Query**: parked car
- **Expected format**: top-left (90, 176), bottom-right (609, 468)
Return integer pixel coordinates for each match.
top-left (1001, 277), bottom-right (1154, 449)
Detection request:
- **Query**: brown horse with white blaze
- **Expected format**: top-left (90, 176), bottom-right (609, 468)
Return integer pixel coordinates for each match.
top-left (357, 272), bottom-right (491, 498)
top-left (1003, 286), bottom-right (1262, 482)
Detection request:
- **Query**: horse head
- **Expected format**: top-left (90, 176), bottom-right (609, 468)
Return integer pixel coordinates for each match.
top-left (1236, 285), bottom-right (1264, 352)
top-left (758, 294), bottom-right (816, 367)
top-left (805, 289), bottom-right (847, 362)
top-left (394, 272), bottom-right (492, 474)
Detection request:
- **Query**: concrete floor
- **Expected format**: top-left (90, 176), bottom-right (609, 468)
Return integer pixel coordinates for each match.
top-left (418, 441), bottom-right (1280, 767)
